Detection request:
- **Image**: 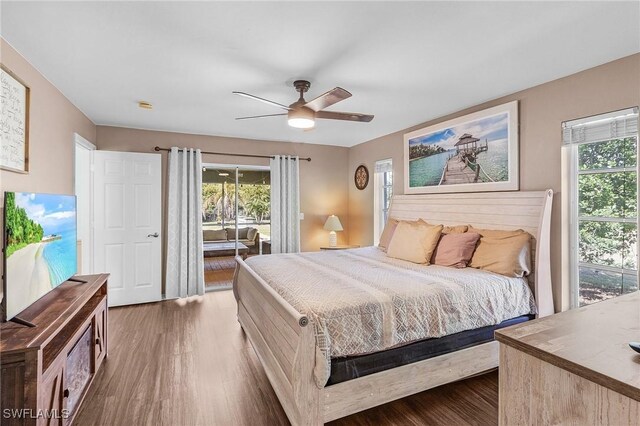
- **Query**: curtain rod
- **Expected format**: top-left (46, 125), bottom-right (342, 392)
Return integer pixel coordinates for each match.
top-left (153, 146), bottom-right (311, 162)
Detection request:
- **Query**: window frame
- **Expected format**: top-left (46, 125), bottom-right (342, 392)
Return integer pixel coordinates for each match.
top-left (382, 167), bottom-right (393, 224)
top-left (373, 159), bottom-right (393, 245)
top-left (564, 110), bottom-right (639, 308)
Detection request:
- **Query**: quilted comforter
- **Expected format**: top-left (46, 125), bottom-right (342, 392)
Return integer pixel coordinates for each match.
top-left (242, 247), bottom-right (536, 387)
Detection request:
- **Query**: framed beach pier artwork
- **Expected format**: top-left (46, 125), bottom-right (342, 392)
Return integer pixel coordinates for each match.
top-left (404, 101), bottom-right (519, 194)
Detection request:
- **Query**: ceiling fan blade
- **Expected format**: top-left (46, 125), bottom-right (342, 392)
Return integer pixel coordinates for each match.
top-left (304, 87), bottom-right (351, 112)
top-left (233, 91), bottom-right (292, 111)
top-left (315, 111), bottom-right (374, 122)
top-left (235, 113), bottom-right (288, 120)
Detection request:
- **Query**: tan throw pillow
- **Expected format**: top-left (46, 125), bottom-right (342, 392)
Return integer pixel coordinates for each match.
top-left (226, 227), bottom-right (249, 239)
top-left (468, 226), bottom-right (532, 277)
top-left (432, 232), bottom-right (480, 268)
top-left (246, 228), bottom-right (258, 241)
top-left (442, 224), bottom-right (468, 234)
top-left (379, 218), bottom-right (423, 251)
top-left (378, 218), bottom-right (399, 252)
top-left (387, 222), bottom-right (443, 264)
top-left (421, 221), bottom-right (468, 235)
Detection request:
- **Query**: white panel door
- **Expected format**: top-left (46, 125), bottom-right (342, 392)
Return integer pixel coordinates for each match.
top-left (75, 142), bottom-right (93, 274)
top-left (93, 151), bottom-right (162, 306)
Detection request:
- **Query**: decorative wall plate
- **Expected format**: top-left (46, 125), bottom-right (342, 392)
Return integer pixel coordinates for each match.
top-left (354, 165), bottom-right (369, 190)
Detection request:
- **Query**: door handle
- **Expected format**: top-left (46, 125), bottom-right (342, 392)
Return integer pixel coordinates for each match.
top-left (147, 233), bottom-right (159, 238)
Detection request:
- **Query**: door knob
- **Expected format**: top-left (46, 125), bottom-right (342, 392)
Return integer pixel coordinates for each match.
top-left (147, 233), bottom-right (159, 238)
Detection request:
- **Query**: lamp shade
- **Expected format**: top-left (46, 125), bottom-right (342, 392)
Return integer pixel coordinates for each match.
top-left (323, 215), bottom-right (343, 232)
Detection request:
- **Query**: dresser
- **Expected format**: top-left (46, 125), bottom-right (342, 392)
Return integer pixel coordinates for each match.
top-left (1, 274), bottom-right (109, 425)
top-left (495, 292), bottom-right (640, 425)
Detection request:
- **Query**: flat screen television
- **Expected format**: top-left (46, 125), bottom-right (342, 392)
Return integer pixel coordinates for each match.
top-left (2, 192), bottom-right (77, 322)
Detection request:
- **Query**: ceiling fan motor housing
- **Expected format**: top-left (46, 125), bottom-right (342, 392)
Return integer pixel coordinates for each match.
top-left (293, 80), bottom-right (311, 94)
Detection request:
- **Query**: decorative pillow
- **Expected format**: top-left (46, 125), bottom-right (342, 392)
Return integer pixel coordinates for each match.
top-left (378, 218), bottom-right (399, 252)
top-left (246, 228), bottom-right (258, 241)
top-left (203, 229), bottom-right (227, 241)
top-left (387, 222), bottom-right (443, 264)
top-left (468, 226), bottom-right (532, 277)
top-left (379, 218), bottom-right (423, 251)
top-left (421, 221), bottom-right (468, 234)
top-left (442, 225), bottom-right (468, 234)
top-left (431, 232), bottom-right (480, 268)
top-left (226, 227), bottom-right (249, 239)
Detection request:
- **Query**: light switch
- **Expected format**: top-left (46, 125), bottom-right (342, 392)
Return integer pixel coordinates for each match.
top-left (300, 212), bottom-right (304, 220)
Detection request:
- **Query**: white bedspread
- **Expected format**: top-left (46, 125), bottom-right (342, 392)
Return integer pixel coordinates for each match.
top-left (243, 247), bottom-right (536, 387)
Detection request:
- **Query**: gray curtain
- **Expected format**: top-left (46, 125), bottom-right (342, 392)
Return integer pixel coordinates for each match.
top-left (166, 147), bottom-right (204, 298)
top-left (270, 155), bottom-right (300, 253)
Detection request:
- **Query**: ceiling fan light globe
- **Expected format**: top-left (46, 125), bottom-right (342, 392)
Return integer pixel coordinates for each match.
top-left (288, 117), bottom-right (315, 129)
top-left (287, 106), bottom-right (315, 129)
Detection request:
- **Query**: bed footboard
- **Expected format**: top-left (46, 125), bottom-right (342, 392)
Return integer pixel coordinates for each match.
top-left (233, 256), bottom-right (321, 426)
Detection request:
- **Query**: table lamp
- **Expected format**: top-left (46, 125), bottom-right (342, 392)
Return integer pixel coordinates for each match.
top-left (323, 215), bottom-right (343, 247)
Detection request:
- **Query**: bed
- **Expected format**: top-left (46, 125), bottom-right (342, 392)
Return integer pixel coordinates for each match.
top-left (233, 190), bottom-right (554, 425)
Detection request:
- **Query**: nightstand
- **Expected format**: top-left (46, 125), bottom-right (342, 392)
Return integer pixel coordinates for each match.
top-left (320, 245), bottom-right (360, 251)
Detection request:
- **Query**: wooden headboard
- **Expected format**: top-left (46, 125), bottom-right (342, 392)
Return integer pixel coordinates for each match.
top-left (388, 190), bottom-right (554, 317)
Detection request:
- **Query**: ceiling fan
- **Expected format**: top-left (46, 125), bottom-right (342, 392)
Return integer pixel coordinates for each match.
top-left (233, 80), bottom-right (374, 129)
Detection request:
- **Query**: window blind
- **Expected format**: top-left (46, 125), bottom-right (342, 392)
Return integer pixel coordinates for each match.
top-left (374, 159), bottom-right (393, 173)
top-left (562, 107), bottom-right (638, 145)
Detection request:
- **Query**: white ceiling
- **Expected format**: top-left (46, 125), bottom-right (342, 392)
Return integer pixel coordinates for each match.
top-left (1, 1), bottom-right (639, 147)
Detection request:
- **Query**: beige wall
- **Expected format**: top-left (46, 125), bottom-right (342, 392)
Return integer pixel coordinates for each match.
top-left (95, 126), bottom-right (350, 253)
top-left (0, 39), bottom-right (96, 195)
top-left (348, 53), bottom-right (640, 312)
top-left (0, 39), bottom-right (96, 281)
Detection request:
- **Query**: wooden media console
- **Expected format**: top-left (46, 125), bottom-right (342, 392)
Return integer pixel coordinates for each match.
top-left (1, 274), bottom-right (109, 425)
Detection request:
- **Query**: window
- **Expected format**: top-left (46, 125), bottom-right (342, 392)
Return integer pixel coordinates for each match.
top-left (373, 159), bottom-right (393, 244)
top-left (563, 108), bottom-right (639, 307)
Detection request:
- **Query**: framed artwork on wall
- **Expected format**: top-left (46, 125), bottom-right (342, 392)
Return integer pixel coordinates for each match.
top-left (354, 165), bottom-right (369, 190)
top-left (404, 101), bottom-right (518, 194)
top-left (1, 64), bottom-right (30, 174)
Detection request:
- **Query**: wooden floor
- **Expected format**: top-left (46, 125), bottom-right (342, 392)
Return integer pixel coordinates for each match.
top-left (204, 256), bottom-right (236, 290)
top-left (75, 290), bottom-right (499, 426)
top-left (204, 255), bottom-right (261, 290)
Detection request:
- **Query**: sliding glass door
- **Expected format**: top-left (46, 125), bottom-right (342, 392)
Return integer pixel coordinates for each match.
top-left (201, 164), bottom-right (271, 290)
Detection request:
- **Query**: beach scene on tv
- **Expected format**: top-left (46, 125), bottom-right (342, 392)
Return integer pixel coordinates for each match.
top-left (3, 192), bottom-right (77, 318)
top-left (408, 112), bottom-right (510, 188)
